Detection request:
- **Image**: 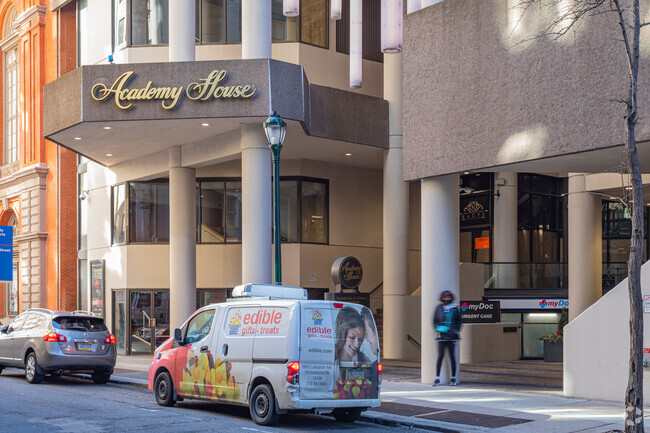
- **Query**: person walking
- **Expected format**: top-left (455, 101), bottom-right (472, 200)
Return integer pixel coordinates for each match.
top-left (433, 290), bottom-right (462, 386)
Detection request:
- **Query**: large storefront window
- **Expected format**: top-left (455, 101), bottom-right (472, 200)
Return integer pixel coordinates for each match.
top-left (198, 180), bottom-right (242, 243)
top-left (129, 181), bottom-right (170, 243)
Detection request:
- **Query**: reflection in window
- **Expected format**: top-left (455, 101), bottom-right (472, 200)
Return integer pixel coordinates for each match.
top-left (301, 0), bottom-right (328, 47)
top-left (302, 180), bottom-right (327, 243)
top-left (184, 309), bottom-right (216, 344)
top-left (4, 46), bottom-right (18, 164)
top-left (112, 184), bottom-right (127, 245)
top-left (129, 182), bottom-right (170, 243)
top-left (280, 180), bottom-right (299, 242)
top-left (225, 181), bottom-right (242, 242)
top-left (200, 181), bottom-right (225, 242)
top-left (131, 0), bottom-right (169, 45)
top-left (271, 0), bottom-right (297, 41)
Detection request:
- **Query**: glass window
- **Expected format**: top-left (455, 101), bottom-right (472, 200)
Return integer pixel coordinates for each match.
top-left (336, 0), bottom-right (383, 62)
top-left (271, 0), bottom-right (298, 41)
top-left (225, 181), bottom-right (242, 242)
top-left (300, 0), bottom-right (328, 47)
top-left (129, 182), bottom-right (170, 243)
top-left (198, 0), bottom-right (226, 43)
top-left (112, 184), bottom-right (127, 245)
top-left (22, 314), bottom-right (40, 330)
top-left (196, 289), bottom-right (227, 308)
top-left (7, 264), bottom-right (17, 316)
top-left (131, 0), bottom-right (169, 45)
top-left (113, 0), bottom-right (127, 48)
top-left (184, 309), bottom-right (216, 344)
top-left (302, 180), bottom-right (327, 243)
top-left (4, 46), bottom-right (18, 164)
top-left (200, 181), bottom-right (225, 243)
top-left (226, 0), bottom-right (242, 43)
top-left (8, 314), bottom-right (26, 332)
top-left (79, 259), bottom-right (89, 311)
top-left (280, 180), bottom-right (299, 242)
top-left (53, 317), bottom-right (108, 331)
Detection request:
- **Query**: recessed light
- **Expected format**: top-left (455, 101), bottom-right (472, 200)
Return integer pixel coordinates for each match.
top-left (201, 123), bottom-right (210, 127)
top-left (106, 153), bottom-right (113, 157)
top-left (74, 137), bottom-right (82, 140)
top-left (463, 171), bottom-right (470, 175)
top-left (345, 153), bottom-right (352, 156)
top-left (104, 126), bottom-right (112, 130)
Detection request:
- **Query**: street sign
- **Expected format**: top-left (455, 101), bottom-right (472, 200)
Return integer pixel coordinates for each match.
top-left (0, 225), bottom-right (13, 282)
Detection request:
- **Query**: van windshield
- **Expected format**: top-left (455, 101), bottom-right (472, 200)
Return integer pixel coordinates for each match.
top-left (53, 317), bottom-right (107, 332)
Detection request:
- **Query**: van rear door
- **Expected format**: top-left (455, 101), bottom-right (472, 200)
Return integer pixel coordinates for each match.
top-left (299, 302), bottom-right (379, 401)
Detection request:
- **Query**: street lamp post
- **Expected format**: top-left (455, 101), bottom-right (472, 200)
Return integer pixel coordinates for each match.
top-left (263, 112), bottom-right (287, 285)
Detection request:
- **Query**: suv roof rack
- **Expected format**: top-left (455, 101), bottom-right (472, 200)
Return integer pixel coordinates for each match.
top-left (26, 308), bottom-right (54, 314)
top-left (71, 310), bottom-right (96, 316)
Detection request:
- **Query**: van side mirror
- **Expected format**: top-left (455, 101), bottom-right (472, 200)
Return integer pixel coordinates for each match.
top-left (0, 325), bottom-right (7, 334)
top-left (173, 328), bottom-right (183, 345)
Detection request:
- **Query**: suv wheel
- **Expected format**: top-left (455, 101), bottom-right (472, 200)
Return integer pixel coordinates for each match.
top-left (25, 353), bottom-right (44, 384)
top-left (92, 371), bottom-right (111, 384)
top-left (332, 407), bottom-right (362, 423)
top-left (154, 371), bottom-right (176, 407)
top-left (249, 384), bottom-right (280, 426)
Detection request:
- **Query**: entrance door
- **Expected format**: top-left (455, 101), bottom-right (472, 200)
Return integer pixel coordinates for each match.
top-left (129, 290), bottom-right (171, 354)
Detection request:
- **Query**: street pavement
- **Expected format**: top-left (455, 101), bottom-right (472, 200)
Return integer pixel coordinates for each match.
top-left (107, 355), bottom-right (648, 432)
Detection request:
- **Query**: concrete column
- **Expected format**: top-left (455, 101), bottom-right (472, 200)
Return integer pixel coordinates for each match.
top-left (242, 0), bottom-right (271, 59)
top-left (382, 52), bottom-right (409, 359)
top-left (421, 174), bottom-right (460, 384)
top-left (241, 124), bottom-right (272, 284)
top-left (493, 172), bottom-right (518, 288)
top-left (169, 146), bottom-right (197, 330)
top-left (568, 173), bottom-right (602, 321)
top-left (169, 0), bottom-right (195, 62)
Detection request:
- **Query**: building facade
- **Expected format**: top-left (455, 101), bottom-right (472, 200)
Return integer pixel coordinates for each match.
top-left (0, 0), bottom-right (77, 323)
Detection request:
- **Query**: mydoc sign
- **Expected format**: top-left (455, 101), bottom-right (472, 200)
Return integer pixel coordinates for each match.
top-left (91, 69), bottom-right (256, 110)
top-left (460, 301), bottom-right (500, 323)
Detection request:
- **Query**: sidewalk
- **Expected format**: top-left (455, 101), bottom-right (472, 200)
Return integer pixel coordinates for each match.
top-left (111, 355), bottom-right (640, 432)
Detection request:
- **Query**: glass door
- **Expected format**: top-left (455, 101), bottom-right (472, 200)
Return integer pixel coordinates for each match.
top-left (130, 291), bottom-right (153, 354)
top-left (113, 290), bottom-right (127, 355)
top-left (153, 291), bottom-right (170, 349)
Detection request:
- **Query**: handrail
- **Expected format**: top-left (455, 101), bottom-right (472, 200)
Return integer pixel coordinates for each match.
top-left (407, 334), bottom-right (421, 349)
top-left (369, 282), bottom-right (383, 296)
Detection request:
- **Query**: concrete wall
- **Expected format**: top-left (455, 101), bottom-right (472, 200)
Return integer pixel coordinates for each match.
top-left (459, 324), bottom-right (520, 363)
top-left (402, 0), bottom-right (650, 180)
top-left (564, 261), bottom-right (650, 402)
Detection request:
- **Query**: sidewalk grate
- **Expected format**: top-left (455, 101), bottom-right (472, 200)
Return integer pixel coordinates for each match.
top-left (373, 402), bottom-right (447, 417)
top-left (417, 410), bottom-right (532, 428)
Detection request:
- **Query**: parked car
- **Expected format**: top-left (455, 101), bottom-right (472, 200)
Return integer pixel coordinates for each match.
top-left (148, 284), bottom-right (382, 426)
top-left (0, 308), bottom-right (117, 384)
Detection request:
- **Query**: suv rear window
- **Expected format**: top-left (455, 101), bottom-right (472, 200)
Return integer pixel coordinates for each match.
top-left (53, 317), bottom-right (107, 332)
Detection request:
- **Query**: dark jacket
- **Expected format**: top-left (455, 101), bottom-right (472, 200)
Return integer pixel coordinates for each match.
top-left (433, 304), bottom-right (462, 341)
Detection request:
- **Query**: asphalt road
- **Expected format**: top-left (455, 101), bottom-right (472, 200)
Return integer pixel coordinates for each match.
top-left (0, 368), bottom-right (409, 433)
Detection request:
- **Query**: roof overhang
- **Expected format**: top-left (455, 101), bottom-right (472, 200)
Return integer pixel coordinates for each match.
top-left (44, 59), bottom-right (388, 168)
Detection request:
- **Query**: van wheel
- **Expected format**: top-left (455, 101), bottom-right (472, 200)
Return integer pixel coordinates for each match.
top-left (25, 353), bottom-right (44, 384)
top-left (154, 371), bottom-right (176, 407)
top-left (92, 371), bottom-right (111, 384)
top-left (249, 384), bottom-right (280, 426)
top-left (333, 407), bottom-right (362, 423)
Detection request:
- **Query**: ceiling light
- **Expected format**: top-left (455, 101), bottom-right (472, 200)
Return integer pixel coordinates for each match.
top-left (345, 153), bottom-right (352, 156)
top-left (202, 123), bottom-right (210, 126)
top-left (74, 137), bottom-right (82, 140)
top-left (104, 126), bottom-right (111, 130)
top-left (106, 153), bottom-right (113, 157)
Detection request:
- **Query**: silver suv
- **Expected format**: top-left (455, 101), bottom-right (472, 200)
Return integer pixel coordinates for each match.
top-left (0, 308), bottom-right (117, 384)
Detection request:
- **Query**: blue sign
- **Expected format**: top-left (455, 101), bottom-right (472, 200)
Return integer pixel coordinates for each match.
top-left (0, 225), bottom-right (13, 282)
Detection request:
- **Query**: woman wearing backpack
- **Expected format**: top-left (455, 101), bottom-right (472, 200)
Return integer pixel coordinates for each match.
top-left (433, 290), bottom-right (462, 386)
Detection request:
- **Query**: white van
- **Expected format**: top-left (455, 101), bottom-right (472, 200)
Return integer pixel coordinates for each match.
top-left (148, 284), bottom-right (382, 425)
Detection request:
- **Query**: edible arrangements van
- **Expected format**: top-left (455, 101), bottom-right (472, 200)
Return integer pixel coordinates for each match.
top-left (148, 284), bottom-right (381, 425)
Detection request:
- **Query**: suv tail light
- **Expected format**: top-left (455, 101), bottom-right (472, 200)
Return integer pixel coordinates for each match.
top-left (286, 361), bottom-right (300, 384)
top-left (377, 362), bottom-right (383, 384)
top-left (43, 332), bottom-right (67, 343)
top-left (104, 335), bottom-right (116, 344)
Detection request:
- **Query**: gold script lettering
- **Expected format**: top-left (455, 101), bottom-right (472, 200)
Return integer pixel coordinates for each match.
top-left (186, 70), bottom-right (257, 101)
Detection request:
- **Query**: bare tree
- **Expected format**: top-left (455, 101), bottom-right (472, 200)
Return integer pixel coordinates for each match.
top-left (514, 0), bottom-right (647, 431)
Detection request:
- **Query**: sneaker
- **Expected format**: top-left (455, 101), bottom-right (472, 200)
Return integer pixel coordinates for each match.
top-left (450, 377), bottom-right (458, 386)
top-left (433, 378), bottom-right (441, 387)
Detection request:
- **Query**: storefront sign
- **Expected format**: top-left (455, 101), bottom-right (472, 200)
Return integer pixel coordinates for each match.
top-left (474, 237), bottom-right (490, 250)
top-left (460, 301), bottom-right (500, 323)
top-left (331, 256), bottom-right (363, 291)
top-left (644, 295), bottom-right (650, 313)
top-left (460, 194), bottom-right (490, 227)
top-left (91, 69), bottom-right (256, 110)
top-left (493, 298), bottom-right (569, 310)
top-left (91, 260), bottom-right (105, 317)
top-left (0, 225), bottom-right (13, 282)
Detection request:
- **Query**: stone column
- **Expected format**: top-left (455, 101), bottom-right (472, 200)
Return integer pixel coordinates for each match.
top-left (568, 173), bottom-right (602, 321)
top-left (242, 0), bottom-right (271, 59)
top-left (421, 174), bottom-right (460, 384)
top-left (493, 172), bottom-right (518, 289)
top-left (169, 147), bottom-right (197, 330)
top-left (382, 52), bottom-right (409, 359)
top-left (241, 125), bottom-right (272, 284)
top-left (169, 0), bottom-right (195, 62)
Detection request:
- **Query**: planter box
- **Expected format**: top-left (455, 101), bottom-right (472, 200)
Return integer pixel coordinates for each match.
top-left (543, 340), bottom-right (563, 362)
